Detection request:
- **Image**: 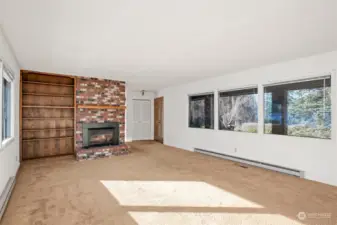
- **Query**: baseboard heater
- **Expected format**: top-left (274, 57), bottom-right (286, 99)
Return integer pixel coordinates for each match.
top-left (0, 176), bottom-right (16, 221)
top-left (194, 148), bottom-right (304, 178)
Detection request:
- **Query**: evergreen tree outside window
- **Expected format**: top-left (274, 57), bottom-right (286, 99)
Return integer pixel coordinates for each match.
top-left (189, 93), bottom-right (214, 129)
top-left (264, 76), bottom-right (331, 139)
top-left (218, 88), bottom-right (258, 133)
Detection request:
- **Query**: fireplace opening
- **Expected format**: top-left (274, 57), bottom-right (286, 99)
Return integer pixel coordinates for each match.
top-left (83, 122), bottom-right (119, 148)
top-left (89, 127), bottom-right (113, 146)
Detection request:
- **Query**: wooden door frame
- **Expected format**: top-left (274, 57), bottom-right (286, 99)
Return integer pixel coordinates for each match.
top-left (154, 96), bottom-right (164, 143)
top-left (19, 70), bottom-right (76, 162)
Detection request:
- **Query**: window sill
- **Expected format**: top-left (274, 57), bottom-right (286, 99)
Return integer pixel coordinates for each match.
top-left (188, 127), bottom-right (215, 130)
top-left (262, 133), bottom-right (332, 141)
top-left (1, 137), bottom-right (15, 150)
top-left (218, 129), bottom-right (259, 135)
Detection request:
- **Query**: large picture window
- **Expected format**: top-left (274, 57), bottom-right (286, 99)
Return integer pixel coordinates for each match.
top-left (264, 76), bottom-right (331, 139)
top-left (219, 88), bottom-right (258, 133)
top-left (189, 93), bottom-right (214, 129)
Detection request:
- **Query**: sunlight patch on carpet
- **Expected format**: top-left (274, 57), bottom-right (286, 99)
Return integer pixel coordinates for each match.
top-left (100, 180), bottom-right (262, 208)
top-left (128, 212), bottom-right (304, 225)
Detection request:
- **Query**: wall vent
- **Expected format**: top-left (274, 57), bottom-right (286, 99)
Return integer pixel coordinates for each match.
top-left (194, 148), bottom-right (304, 178)
top-left (0, 176), bottom-right (16, 221)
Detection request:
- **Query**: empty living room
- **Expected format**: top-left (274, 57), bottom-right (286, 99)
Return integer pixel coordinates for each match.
top-left (1, 0), bottom-right (337, 224)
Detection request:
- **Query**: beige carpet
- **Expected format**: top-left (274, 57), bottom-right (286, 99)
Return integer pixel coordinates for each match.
top-left (1, 141), bottom-right (337, 225)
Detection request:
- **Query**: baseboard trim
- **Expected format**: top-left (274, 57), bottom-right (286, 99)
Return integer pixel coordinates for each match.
top-left (195, 148), bottom-right (304, 178)
top-left (0, 165), bottom-right (19, 221)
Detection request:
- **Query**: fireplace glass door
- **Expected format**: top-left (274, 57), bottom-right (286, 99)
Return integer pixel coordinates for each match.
top-left (88, 127), bottom-right (114, 146)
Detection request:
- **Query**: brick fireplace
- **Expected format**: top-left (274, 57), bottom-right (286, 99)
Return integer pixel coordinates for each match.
top-left (75, 77), bottom-right (129, 160)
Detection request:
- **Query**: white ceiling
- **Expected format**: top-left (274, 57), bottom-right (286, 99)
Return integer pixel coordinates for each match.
top-left (1, 0), bottom-right (337, 90)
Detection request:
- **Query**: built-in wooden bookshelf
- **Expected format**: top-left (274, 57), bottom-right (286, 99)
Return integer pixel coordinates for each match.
top-left (20, 71), bottom-right (75, 160)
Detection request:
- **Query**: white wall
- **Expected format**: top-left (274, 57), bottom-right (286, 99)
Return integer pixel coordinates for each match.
top-left (126, 89), bottom-right (156, 142)
top-left (158, 51), bottom-right (337, 186)
top-left (0, 27), bottom-right (20, 194)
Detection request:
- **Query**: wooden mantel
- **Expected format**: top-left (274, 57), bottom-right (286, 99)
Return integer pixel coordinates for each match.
top-left (77, 104), bottom-right (126, 110)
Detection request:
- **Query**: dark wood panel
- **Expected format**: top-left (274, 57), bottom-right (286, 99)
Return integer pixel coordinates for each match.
top-left (22, 138), bottom-right (74, 160)
top-left (20, 71), bottom-right (23, 162)
top-left (22, 129), bottom-right (74, 140)
top-left (23, 106), bottom-right (74, 108)
top-left (23, 136), bottom-right (74, 142)
top-left (22, 108), bottom-right (74, 118)
top-left (73, 78), bottom-right (77, 157)
top-left (154, 97), bottom-right (164, 143)
top-left (23, 81), bottom-right (74, 87)
top-left (23, 117), bottom-right (74, 120)
top-left (22, 83), bottom-right (74, 95)
top-left (23, 118), bottom-right (74, 130)
top-left (22, 72), bottom-right (74, 85)
top-left (23, 93), bottom-right (74, 97)
top-left (21, 70), bottom-right (74, 77)
top-left (22, 95), bottom-right (74, 107)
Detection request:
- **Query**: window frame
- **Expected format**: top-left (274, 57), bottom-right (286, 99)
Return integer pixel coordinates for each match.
top-left (262, 75), bottom-right (332, 140)
top-left (0, 59), bottom-right (15, 150)
top-left (218, 87), bottom-right (259, 133)
top-left (188, 92), bottom-right (215, 130)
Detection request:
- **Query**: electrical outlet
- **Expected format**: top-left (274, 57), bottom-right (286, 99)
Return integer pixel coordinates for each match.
top-left (16, 156), bottom-right (18, 161)
top-left (234, 148), bottom-right (237, 153)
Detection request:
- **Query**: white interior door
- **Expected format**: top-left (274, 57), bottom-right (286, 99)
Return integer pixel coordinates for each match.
top-left (133, 99), bottom-right (151, 140)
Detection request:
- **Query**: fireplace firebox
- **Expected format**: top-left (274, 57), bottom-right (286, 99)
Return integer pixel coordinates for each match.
top-left (82, 122), bottom-right (119, 148)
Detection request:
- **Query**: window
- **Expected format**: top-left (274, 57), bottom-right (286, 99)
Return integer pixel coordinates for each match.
top-left (0, 61), bottom-right (14, 145)
top-left (189, 93), bottom-right (214, 129)
top-left (2, 75), bottom-right (11, 140)
top-left (264, 76), bottom-right (331, 139)
top-left (219, 88), bottom-right (258, 133)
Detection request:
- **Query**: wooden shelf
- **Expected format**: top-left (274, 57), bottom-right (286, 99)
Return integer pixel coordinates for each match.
top-left (23, 117), bottom-right (74, 120)
top-left (22, 136), bottom-right (74, 142)
top-left (23, 81), bottom-right (74, 87)
top-left (21, 71), bottom-right (76, 160)
top-left (23, 128), bottom-right (74, 131)
top-left (21, 70), bottom-right (74, 78)
top-left (22, 105), bottom-right (74, 109)
top-left (22, 92), bottom-right (74, 97)
top-left (77, 104), bottom-right (126, 110)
